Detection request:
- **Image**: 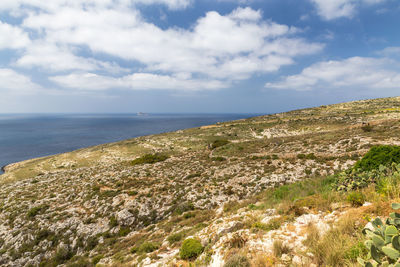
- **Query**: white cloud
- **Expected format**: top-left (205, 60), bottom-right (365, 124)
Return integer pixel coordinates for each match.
top-left (0, 21), bottom-right (30, 49)
top-left (15, 42), bottom-right (128, 73)
top-left (377, 47), bottom-right (400, 57)
top-left (228, 7), bottom-right (262, 21)
top-left (0, 2), bottom-right (323, 92)
top-left (0, 68), bottom-right (41, 92)
top-left (265, 56), bottom-right (400, 91)
top-left (310, 0), bottom-right (386, 20)
top-left (0, 0), bottom-right (192, 13)
top-left (50, 72), bottom-right (228, 91)
top-left (20, 6), bottom-right (322, 88)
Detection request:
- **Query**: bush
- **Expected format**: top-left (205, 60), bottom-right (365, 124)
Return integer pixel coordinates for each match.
top-left (131, 153), bottom-right (168, 165)
top-left (211, 156), bottom-right (226, 162)
top-left (109, 216), bottom-right (118, 227)
top-left (131, 242), bottom-right (160, 254)
top-left (167, 231), bottom-right (186, 244)
top-left (92, 254), bottom-right (103, 265)
top-left (118, 226), bottom-right (131, 237)
top-left (210, 139), bottom-right (229, 149)
top-left (354, 145), bottom-right (400, 172)
top-left (179, 238), bottom-right (203, 260)
top-left (27, 204), bottom-right (49, 218)
top-left (346, 192), bottom-right (365, 207)
top-left (223, 255), bottom-right (250, 267)
top-left (297, 153), bottom-right (306, 159)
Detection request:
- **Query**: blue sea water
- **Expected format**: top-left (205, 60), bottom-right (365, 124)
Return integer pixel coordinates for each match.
top-left (0, 113), bottom-right (254, 174)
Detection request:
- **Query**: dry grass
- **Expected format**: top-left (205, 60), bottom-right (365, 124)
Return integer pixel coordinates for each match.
top-left (273, 239), bottom-right (291, 258)
top-left (251, 253), bottom-right (276, 267)
top-left (303, 209), bottom-right (366, 266)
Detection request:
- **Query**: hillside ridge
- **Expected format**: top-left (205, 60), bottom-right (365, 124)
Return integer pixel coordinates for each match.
top-left (1, 96), bottom-right (400, 266)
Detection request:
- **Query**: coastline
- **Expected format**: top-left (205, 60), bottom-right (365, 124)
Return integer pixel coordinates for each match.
top-left (0, 113), bottom-right (253, 178)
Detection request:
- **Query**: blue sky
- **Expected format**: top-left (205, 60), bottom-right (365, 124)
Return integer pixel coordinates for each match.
top-left (0, 0), bottom-right (399, 113)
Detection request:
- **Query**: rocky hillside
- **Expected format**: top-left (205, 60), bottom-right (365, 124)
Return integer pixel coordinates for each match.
top-left (1, 96), bottom-right (400, 266)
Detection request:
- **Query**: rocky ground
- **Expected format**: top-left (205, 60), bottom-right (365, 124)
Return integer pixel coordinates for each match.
top-left (1, 97), bottom-right (400, 266)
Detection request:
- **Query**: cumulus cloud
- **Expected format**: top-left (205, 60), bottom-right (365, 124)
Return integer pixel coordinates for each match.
top-left (15, 42), bottom-right (128, 73)
top-left (20, 6), bottom-right (322, 88)
top-left (0, 2), bottom-right (323, 92)
top-left (0, 0), bottom-right (192, 13)
top-left (265, 56), bottom-right (400, 91)
top-left (0, 21), bottom-right (30, 49)
top-left (50, 72), bottom-right (228, 91)
top-left (310, 0), bottom-right (386, 20)
top-left (0, 68), bottom-right (41, 92)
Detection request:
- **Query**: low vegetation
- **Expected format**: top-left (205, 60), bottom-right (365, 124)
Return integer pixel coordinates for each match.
top-left (131, 153), bottom-right (168, 165)
top-left (179, 238), bottom-right (203, 260)
top-left (1, 97), bottom-right (400, 266)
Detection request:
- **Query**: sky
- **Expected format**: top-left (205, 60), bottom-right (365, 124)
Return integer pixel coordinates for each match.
top-left (0, 0), bottom-right (399, 114)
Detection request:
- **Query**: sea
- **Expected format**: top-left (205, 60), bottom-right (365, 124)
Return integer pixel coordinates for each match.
top-left (0, 113), bottom-right (254, 174)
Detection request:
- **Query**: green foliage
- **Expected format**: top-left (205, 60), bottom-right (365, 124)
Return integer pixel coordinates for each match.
top-left (335, 146), bottom-right (400, 192)
top-left (334, 162), bottom-right (400, 192)
top-left (179, 238), bottom-right (203, 260)
top-left (173, 202), bottom-right (195, 215)
top-left (118, 227), bottom-right (131, 237)
top-left (347, 192), bottom-right (365, 207)
top-left (109, 216), bottom-right (118, 227)
top-left (210, 139), bottom-right (229, 149)
top-left (85, 236), bottom-right (98, 251)
top-left (273, 185), bottom-right (289, 200)
top-left (223, 255), bottom-right (250, 267)
top-left (345, 241), bottom-right (368, 260)
top-left (55, 246), bottom-right (74, 264)
top-left (92, 254), bottom-right (103, 265)
top-left (297, 153), bottom-right (306, 159)
top-left (131, 242), bottom-right (160, 254)
top-left (355, 145), bottom-right (400, 172)
top-left (358, 203), bottom-right (400, 266)
top-left (211, 156), bottom-right (226, 162)
top-left (131, 153), bottom-right (168, 165)
top-left (167, 231), bottom-right (186, 244)
top-left (27, 204), bottom-right (49, 218)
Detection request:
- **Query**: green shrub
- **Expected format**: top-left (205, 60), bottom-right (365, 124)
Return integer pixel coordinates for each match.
top-left (358, 203), bottom-right (400, 266)
top-left (174, 202), bottom-right (195, 215)
top-left (131, 242), bottom-right (160, 254)
top-left (354, 145), bottom-right (400, 172)
top-left (92, 254), bottom-right (103, 265)
top-left (109, 216), bottom-right (118, 227)
top-left (118, 227), bottom-right (131, 237)
top-left (27, 204), bottom-right (49, 218)
top-left (297, 153), bottom-right (306, 159)
top-left (131, 153), bottom-right (168, 165)
top-left (85, 236), bottom-right (98, 250)
top-left (167, 231), bottom-right (186, 244)
top-left (306, 153), bottom-right (317, 160)
top-left (273, 185), bottom-right (289, 200)
top-left (139, 242), bottom-right (160, 253)
top-left (346, 192), bottom-right (365, 207)
top-left (54, 246), bottom-right (73, 264)
top-left (223, 255), bottom-right (250, 267)
top-left (211, 156), bottom-right (226, 162)
top-left (210, 139), bottom-right (229, 149)
top-left (179, 238), bottom-right (203, 260)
